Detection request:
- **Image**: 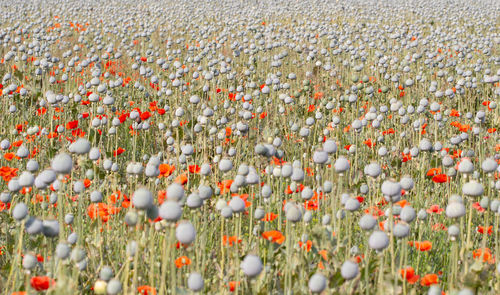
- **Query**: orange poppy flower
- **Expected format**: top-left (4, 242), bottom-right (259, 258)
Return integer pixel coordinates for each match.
top-left (174, 173), bottom-right (188, 185)
top-left (174, 256), bottom-right (191, 268)
top-left (426, 205), bottom-right (444, 214)
top-left (408, 241), bottom-right (432, 252)
top-left (188, 165), bottom-right (200, 174)
top-left (432, 174), bottom-right (450, 183)
top-left (298, 240), bottom-right (313, 252)
top-left (261, 212), bottom-right (278, 222)
top-left (477, 226), bottom-right (493, 235)
top-left (400, 267), bottom-right (420, 284)
top-left (222, 235), bottom-right (242, 246)
top-left (426, 168), bottom-right (442, 177)
top-left (30, 276), bottom-right (55, 291)
top-left (261, 230), bottom-right (285, 244)
top-left (472, 248), bottom-right (495, 264)
top-left (420, 274), bottom-right (438, 286)
top-left (158, 164), bottom-right (175, 178)
top-left (137, 285), bottom-right (157, 295)
top-left (217, 179), bottom-right (234, 195)
top-left (4, 153), bottom-right (15, 161)
top-left (228, 281), bottom-right (240, 292)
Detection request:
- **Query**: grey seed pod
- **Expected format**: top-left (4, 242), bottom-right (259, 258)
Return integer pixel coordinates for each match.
top-left (221, 206), bottom-right (233, 218)
top-left (187, 193), bottom-right (202, 208)
top-left (176, 221), bottom-right (196, 245)
top-left (400, 206), bottom-right (416, 223)
top-left (100, 266), bottom-right (114, 281)
top-left (219, 159), bottom-right (233, 172)
top-left (51, 153), bottom-right (73, 174)
top-left (12, 202), bottom-right (28, 220)
top-left (448, 225), bottom-right (460, 237)
top-left (241, 254), bottom-right (263, 277)
top-left (69, 138), bottom-right (91, 154)
top-left (368, 231), bottom-right (389, 250)
top-left (364, 163), bottom-right (381, 178)
top-left (359, 214), bottom-right (376, 231)
top-left (334, 157), bottom-right (350, 173)
top-left (462, 181), bottom-right (484, 197)
top-left (198, 185), bottom-right (213, 200)
top-left (132, 187), bottom-right (153, 210)
top-left (303, 211), bottom-right (313, 223)
top-left (393, 223), bottom-right (410, 238)
top-left (25, 217), bottom-right (43, 235)
top-left (106, 279), bottom-right (122, 295)
top-left (286, 205), bottom-right (302, 222)
top-left (323, 140), bottom-right (337, 154)
top-left (341, 261), bottom-right (359, 280)
top-left (313, 150), bottom-right (328, 164)
top-left (188, 272), bottom-right (204, 291)
top-left (229, 197), bottom-right (246, 213)
top-left (308, 273), bottom-right (326, 293)
top-left (345, 198), bottom-right (360, 211)
top-left (22, 253), bottom-right (38, 270)
top-left (254, 207), bottom-right (265, 220)
top-left (55, 243), bottom-right (71, 259)
top-left (159, 201), bottom-right (182, 221)
top-left (124, 211), bottom-right (138, 226)
top-left (90, 190), bottom-right (103, 203)
top-left (417, 209), bottom-right (428, 220)
top-left (301, 187), bottom-right (313, 200)
top-left (167, 183), bottom-right (185, 201)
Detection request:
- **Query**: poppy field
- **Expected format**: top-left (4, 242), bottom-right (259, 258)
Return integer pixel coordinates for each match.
top-left (0, 0), bottom-right (499, 294)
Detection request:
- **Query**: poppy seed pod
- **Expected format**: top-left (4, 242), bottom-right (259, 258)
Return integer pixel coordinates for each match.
top-left (42, 220), bottom-right (60, 238)
top-left (176, 221), bottom-right (196, 245)
top-left (198, 185), bottom-right (213, 200)
top-left (364, 163), bottom-right (381, 178)
top-left (458, 159), bottom-right (474, 174)
top-left (12, 202), bottom-right (28, 220)
top-left (462, 181), bottom-right (484, 197)
top-left (132, 187), bottom-right (153, 210)
top-left (229, 197), bottom-right (245, 213)
top-left (159, 201), bottom-right (183, 221)
top-left (241, 254), bottom-right (263, 277)
top-left (334, 157), bottom-right (350, 173)
top-left (22, 253), bottom-right (37, 270)
top-left (308, 273), bottom-right (326, 293)
top-left (400, 176), bottom-right (414, 191)
top-left (25, 217), bottom-right (43, 235)
top-left (51, 153), bottom-right (73, 174)
top-left (393, 223), bottom-right (410, 238)
top-left (345, 198), bottom-right (360, 211)
top-left (55, 243), bottom-right (71, 259)
top-left (446, 201), bottom-right (466, 218)
top-left (481, 158), bottom-right (498, 173)
top-left (106, 279), bottom-right (122, 295)
top-left (286, 205), bottom-right (302, 222)
top-left (381, 180), bottom-right (402, 197)
top-left (359, 214), bottom-right (377, 230)
top-left (100, 266), bottom-right (114, 282)
top-left (188, 272), bottom-right (204, 291)
top-left (368, 231), bottom-right (389, 250)
top-left (291, 167), bottom-right (305, 182)
top-left (448, 225), bottom-right (460, 237)
top-left (69, 138), bottom-right (91, 154)
top-left (341, 260), bottom-right (359, 280)
top-left (166, 183), bottom-right (185, 201)
top-left (313, 150), bottom-right (328, 164)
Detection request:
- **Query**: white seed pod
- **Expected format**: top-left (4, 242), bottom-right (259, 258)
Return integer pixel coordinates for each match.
top-left (341, 260), bottom-right (359, 280)
top-left (51, 153), bottom-right (73, 174)
top-left (132, 187), bottom-right (153, 210)
top-left (219, 158), bottom-right (233, 172)
top-left (448, 225), bottom-right (460, 237)
top-left (241, 254), bottom-right (263, 277)
top-left (381, 180), bottom-right (402, 197)
top-left (446, 201), bottom-right (466, 218)
top-left (286, 204), bottom-right (302, 222)
top-left (90, 190), bottom-right (103, 203)
top-left (323, 140), bottom-right (337, 154)
top-left (18, 171), bottom-right (34, 187)
top-left (364, 163), bottom-right (381, 178)
top-left (281, 164), bottom-right (293, 178)
top-left (188, 272), bottom-right (204, 292)
top-left (345, 198), bottom-right (360, 211)
top-left (334, 157), bottom-right (350, 173)
top-left (400, 206), bottom-right (416, 223)
top-left (42, 220), bottom-right (60, 238)
top-left (359, 214), bottom-right (376, 230)
top-left (12, 202), bottom-right (28, 220)
top-left (176, 221), bottom-right (196, 245)
top-left (308, 273), bottom-right (326, 293)
top-left (291, 167), bottom-right (305, 182)
top-left (55, 243), bottom-right (71, 259)
top-left (229, 197), bottom-right (246, 213)
top-left (25, 217), bottom-right (43, 235)
top-left (22, 253), bottom-right (37, 269)
top-left (393, 223), bottom-right (410, 238)
top-left (16, 145), bottom-right (29, 158)
top-left (186, 193), bottom-right (202, 208)
top-left (89, 147), bottom-right (101, 161)
top-left (106, 279), bottom-right (122, 295)
top-left (400, 176), bottom-right (414, 191)
top-left (8, 178), bottom-right (21, 192)
top-left (481, 158), bottom-right (498, 173)
top-left (159, 201), bottom-right (183, 221)
top-left (458, 159), bottom-right (474, 174)
top-left (100, 266), bottom-right (114, 281)
top-left (418, 209), bottom-right (428, 220)
top-left (26, 160), bottom-right (39, 172)
top-left (313, 150), bottom-right (328, 164)
top-left (69, 138), bottom-right (91, 154)
top-left (368, 231), bottom-right (389, 250)
top-left (462, 181), bottom-right (484, 197)
top-left (167, 183), bottom-right (185, 201)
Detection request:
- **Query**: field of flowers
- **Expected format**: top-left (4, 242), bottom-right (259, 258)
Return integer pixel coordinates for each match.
top-left (0, 0), bottom-right (499, 294)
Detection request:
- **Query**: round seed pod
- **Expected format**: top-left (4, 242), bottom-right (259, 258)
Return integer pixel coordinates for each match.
top-left (51, 153), bottom-right (73, 174)
top-left (100, 266), bottom-right (114, 281)
top-left (286, 205), bottom-right (302, 222)
top-left (186, 193), bottom-right (202, 208)
top-left (89, 147), bottom-right (101, 161)
top-left (359, 214), bottom-right (377, 230)
top-left (8, 179), bottom-right (21, 192)
top-left (55, 243), bottom-right (71, 259)
top-left (69, 138), bottom-right (91, 154)
top-left (159, 201), bottom-right (183, 221)
top-left (393, 223), bottom-right (410, 238)
top-left (481, 158), bottom-right (498, 173)
top-left (323, 181), bottom-right (333, 193)
top-left (221, 206), bottom-right (233, 218)
top-left (364, 163), bottom-right (381, 178)
top-left (322, 215), bottom-right (331, 225)
top-left (381, 180), bottom-right (401, 197)
top-left (64, 214), bottom-right (74, 225)
top-left (25, 217), bottom-right (43, 235)
top-left (42, 220), bottom-right (60, 238)
top-left (334, 157), bottom-right (350, 173)
top-left (341, 260), bottom-right (359, 280)
top-left (448, 225), bottom-right (460, 237)
top-left (12, 202), bottom-right (28, 221)
top-left (241, 254), bottom-right (263, 277)
top-left (462, 181), bottom-right (484, 197)
top-left (18, 171), bottom-right (34, 187)
top-left (176, 221), bottom-right (196, 245)
top-left (417, 209), bottom-right (428, 220)
top-left (308, 273), bottom-right (326, 293)
top-left (22, 253), bottom-right (37, 270)
top-left (90, 190), bottom-right (103, 203)
top-left (301, 187), bottom-right (313, 200)
top-left (188, 272), bottom-right (204, 292)
top-left (166, 183), bottom-right (185, 201)
top-left (458, 159), bottom-right (474, 174)
top-left (281, 164), bottom-right (293, 178)
top-left (94, 280), bottom-right (107, 295)
top-left (345, 198), bottom-right (360, 211)
top-left (219, 159), bottom-right (233, 172)
top-left (400, 206), bottom-right (416, 223)
top-left (132, 187), bottom-right (153, 210)
top-left (313, 150), bottom-right (328, 164)
top-left (124, 211), bottom-right (138, 226)
top-left (261, 185), bottom-right (272, 198)
top-left (106, 279), bottom-right (122, 295)
top-left (400, 176), bottom-right (414, 191)
top-left (323, 140), bottom-right (337, 154)
top-left (291, 167), bottom-right (305, 182)
top-left (368, 231), bottom-right (389, 250)
top-left (198, 185), bottom-right (213, 200)
top-left (229, 197), bottom-right (246, 213)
